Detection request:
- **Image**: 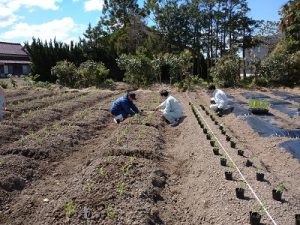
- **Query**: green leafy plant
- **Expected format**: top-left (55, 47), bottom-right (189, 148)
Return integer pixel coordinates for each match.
top-left (128, 156), bottom-right (136, 165)
top-left (97, 167), bottom-right (105, 177)
top-left (252, 202), bottom-right (266, 216)
top-left (106, 203), bottom-right (115, 219)
top-left (275, 183), bottom-right (285, 193)
top-left (239, 180), bottom-right (246, 189)
top-left (7, 74), bottom-right (17, 88)
top-left (84, 180), bottom-right (93, 192)
top-left (248, 99), bottom-right (270, 109)
top-left (106, 155), bottom-right (112, 163)
top-left (122, 164), bottom-right (131, 176)
top-left (64, 200), bottom-right (75, 218)
top-left (0, 159), bottom-right (5, 166)
top-left (117, 181), bottom-right (126, 195)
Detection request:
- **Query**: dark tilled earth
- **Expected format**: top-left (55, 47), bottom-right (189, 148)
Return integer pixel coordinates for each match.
top-left (0, 86), bottom-right (299, 225)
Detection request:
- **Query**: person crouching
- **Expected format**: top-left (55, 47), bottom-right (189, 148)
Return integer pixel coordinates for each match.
top-left (110, 92), bottom-right (140, 123)
top-left (155, 90), bottom-right (182, 127)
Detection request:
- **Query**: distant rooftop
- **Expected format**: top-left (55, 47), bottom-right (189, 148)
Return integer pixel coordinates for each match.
top-left (0, 42), bottom-right (28, 56)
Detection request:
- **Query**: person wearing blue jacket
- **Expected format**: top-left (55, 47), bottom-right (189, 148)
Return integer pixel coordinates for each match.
top-left (110, 92), bottom-right (140, 123)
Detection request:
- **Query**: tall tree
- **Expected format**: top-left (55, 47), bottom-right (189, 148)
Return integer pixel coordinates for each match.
top-left (279, 0), bottom-right (300, 52)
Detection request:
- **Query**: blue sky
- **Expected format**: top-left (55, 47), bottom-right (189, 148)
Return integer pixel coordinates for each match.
top-left (0, 0), bottom-right (287, 44)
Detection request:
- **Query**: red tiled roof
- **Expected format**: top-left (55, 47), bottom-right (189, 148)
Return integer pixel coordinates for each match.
top-left (0, 42), bottom-right (28, 56)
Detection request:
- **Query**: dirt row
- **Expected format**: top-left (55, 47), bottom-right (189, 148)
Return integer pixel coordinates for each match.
top-left (0, 91), bottom-right (114, 145)
top-left (0, 91), bottom-right (120, 212)
top-left (0, 92), bottom-right (172, 225)
top-left (186, 90), bottom-right (300, 224)
top-left (0, 88), bottom-right (299, 225)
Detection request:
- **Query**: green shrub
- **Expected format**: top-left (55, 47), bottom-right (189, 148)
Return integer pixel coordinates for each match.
top-left (77, 60), bottom-right (109, 87)
top-left (51, 60), bottom-right (77, 88)
top-left (257, 44), bottom-right (300, 86)
top-left (117, 53), bottom-right (154, 87)
top-left (104, 78), bottom-right (116, 87)
top-left (210, 54), bottom-right (239, 87)
top-left (0, 80), bottom-right (8, 89)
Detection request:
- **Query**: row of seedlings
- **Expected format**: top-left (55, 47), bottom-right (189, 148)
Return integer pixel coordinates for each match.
top-left (199, 103), bottom-right (300, 225)
top-left (198, 103), bottom-right (265, 224)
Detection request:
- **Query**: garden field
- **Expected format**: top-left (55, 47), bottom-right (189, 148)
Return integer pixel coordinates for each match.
top-left (0, 86), bottom-right (299, 225)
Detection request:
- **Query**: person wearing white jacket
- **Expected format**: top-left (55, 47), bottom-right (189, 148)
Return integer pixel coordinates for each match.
top-left (156, 90), bottom-right (183, 126)
top-left (208, 84), bottom-right (229, 116)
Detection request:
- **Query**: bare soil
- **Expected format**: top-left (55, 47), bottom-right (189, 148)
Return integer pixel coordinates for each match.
top-left (0, 86), bottom-right (299, 225)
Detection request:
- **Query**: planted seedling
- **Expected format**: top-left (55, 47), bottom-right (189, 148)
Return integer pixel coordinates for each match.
top-left (245, 159), bottom-right (253, 167)
top-left (249, 204), bottom-right (265, 225)
top-left (64, 200), bottom-right (75, 219)
top-left (210, 140), bottom-right (216, 147)
top-left (226, 135), bottom-right (231, 142)
top-left (295, 214), bottom-right (300, 225)
top-left (128, 155), bottom-right (136, 165)
top-left (237, 149), bottom-right (244, 156)
top-left (256, 166), bottom-right (264, 181)
top-left (225, 162), bottom-right (234, 180)
top-left (213, 148), bottom-right (219, 155)
top-left (236, 181), bottom-right (246, 199)
top-left (122, 164), bottom-right (132, 176)
top-left (203, 128), bottom-right (208, 134)
top-left (220, 157), bottom-right (227, 166)
top-left (230, 140), bottom-right (236, 148)
top-left (84, 180), bottom-right (93, 192)
top-left (106, 155), bottom-right (113, 163)
top-left (214, 121), bottom-right (218, 125)
top-left (246, 155), bottom-right (255, 167)
top-left (206, 134), bottom-right (211, 140)
top-left (272, 183), bottom-right (285, 201)
top-left (117, 181), bottom-right (126, 195)
top-left (97, 167), bottom-right (105, 177)
top-left (106, 203), bottom-right (115, 219)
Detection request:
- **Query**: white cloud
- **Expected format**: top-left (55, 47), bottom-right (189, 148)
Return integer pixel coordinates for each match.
top-left (0, 0), bottom-right (62, 28)
top-left (0, 17), bottom-right (86, 43)
top-left (1, 0), bottom-right (62, 11)
top-left (84, 0), bottom-right (104, 12)
top-left (0, 14), bottom-right (21, 28)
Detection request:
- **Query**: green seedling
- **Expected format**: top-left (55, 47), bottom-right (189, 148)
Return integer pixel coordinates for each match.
top-left (0, 159), bottom-right (5, 166)
top-left (106, 204), bottom-right (115, 219)
top-left (239, 180), bottom-right (246, 189)
top-left (84, 180), bottom-right (93, 192)
top-left (64, 200), bottom-right (75, 218)
top-left (97, 167), bottom-right (105, 177)
top-left (128, 156), bottom-right (136, 165)
top-left (275, 183), bottom-right (285, 193)
top-left (256, 165), bottom-right (263, 173)
top-left (228, 161), bottom-right (234, 172)
top-left (106, 155), bottom-right (112, 163)
top-left (252, 202), bottom-right (266, 216)
top-left (117, 181), bottom-right (126, 195)
top-left (248, 99), bottom-right (270, 109)
top-left (122, 164), bottom-right (132, 176)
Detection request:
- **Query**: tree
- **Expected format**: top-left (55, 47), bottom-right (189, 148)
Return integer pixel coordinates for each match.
top-left (279, 0), bottom-right (300, 52)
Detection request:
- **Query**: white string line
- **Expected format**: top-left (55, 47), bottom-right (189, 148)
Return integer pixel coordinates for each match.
top-left (188, 98), bottom-right (278, 225)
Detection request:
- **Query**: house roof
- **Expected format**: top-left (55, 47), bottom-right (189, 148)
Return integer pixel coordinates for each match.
top-left (0, 60), bottom-right (31, 65)
top-left (0, 42), bottom-right (28, 56)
